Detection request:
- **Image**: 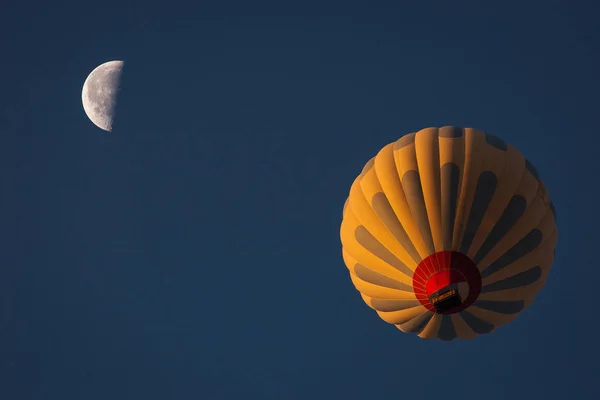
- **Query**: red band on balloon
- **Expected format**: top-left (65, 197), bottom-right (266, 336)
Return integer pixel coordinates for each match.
top-left (413, 251), bottom-right (481, 314)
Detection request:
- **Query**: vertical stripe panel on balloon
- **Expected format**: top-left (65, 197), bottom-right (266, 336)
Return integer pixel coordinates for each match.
top-left (395, 129), bottom-right (434, 257)
top-left (481, 210), bottom-right (556, 285)
top-left (476, 191), bottom-right (548, 271)
top-left (438, 126), bottom-right (465, 251)
top-left (376, 143), bottom-right (430, 260)
top-left (467, 146), bottom-right (525, 260)
top-left (394, 134), bottom-right (436, 258)
top-left (341, 211), bottom-right (411, 285)
top-left (480, 232), bottom-right (547, 288)
top-left (359, 162), bottom-right (419, 270)
top-left (415, 128), bottom-right (444, 253)
top-left (440, 163), bottom-right (460, 251)
top-left (349, 179), bottom-right (399, 260)
top-left (393, 133), bottom-right (419, 174)
top-left (462, 135), bottom-right (508, 257)
top-left (480, 229), bottom-right (543, 280)
top-left (353, 225), bottom-right (414, 283)
top-left (458, 171), bottom-right (498, 255)
top-left (472, 195), bottom-right (528, 266)
top-left (402, 170), bottom-right (436, 256)
top-left (451, 129), bottom-right (487, 250)
top-left (471, 158), bottom-right (540, 266)
top-left (372, 193), bottom-right (422, 265)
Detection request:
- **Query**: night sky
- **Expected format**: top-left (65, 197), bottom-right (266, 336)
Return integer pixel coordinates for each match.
top-left (1, 1), bottom-right (599, 399)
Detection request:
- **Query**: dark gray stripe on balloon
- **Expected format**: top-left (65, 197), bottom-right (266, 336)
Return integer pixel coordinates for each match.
top-left (370, 299), bottom-right (422, 312)
top-left (439, 126), bottom-right (463, 138)
top-left (481, 229), bottom-right (543, 278)
top-left (525, 159), bottom-right (540, 182)
top-left (438, 314), bottom-right (457, 341)
top-left (441, 163), bottom-right (461, 250)
top-left (394, 133), bottom-right (416, 149)
top-left (459, 171), bottom-right (498, 254)
top-left (460, 311), bottom-right (495, 334)
top-left (481, 266), bottom-right (542, 292)
top-left (372, 193), bottom-right (421, 264)
top-left (473, 195), bottom-right (527, 265)
top-left (354, 226), bottom-right (414, 278)
top-left (485, 134), bottom-right (508, 151)
top-left (398, 312), bottom-right (433, 334)
top-left (401, 170), bottom-right (435, 254)
top-left (354, 263), bottom-right (413, 292)
top-left (473, 300), bottom-right (525, 314)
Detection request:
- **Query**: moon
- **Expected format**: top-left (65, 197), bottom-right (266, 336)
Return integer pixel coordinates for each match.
top-left (82, 60), bottom-right (124, 132)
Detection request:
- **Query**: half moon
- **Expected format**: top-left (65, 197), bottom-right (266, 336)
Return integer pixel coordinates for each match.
top-left (82, 60), bottom-right (124, 132)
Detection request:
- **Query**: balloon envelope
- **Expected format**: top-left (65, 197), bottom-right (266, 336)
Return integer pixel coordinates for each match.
top-left (340, 126), bottom-right (557, 341)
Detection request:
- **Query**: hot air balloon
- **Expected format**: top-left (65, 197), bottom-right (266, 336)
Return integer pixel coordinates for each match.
top-left (340, 126), bottom-right (557, 340)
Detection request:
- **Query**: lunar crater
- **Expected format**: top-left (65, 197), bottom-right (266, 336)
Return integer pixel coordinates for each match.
top-left (82, 60), bottom-right (124, 131)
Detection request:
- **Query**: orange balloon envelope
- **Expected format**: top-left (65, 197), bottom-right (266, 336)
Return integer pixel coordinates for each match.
top-left (340, 126), bottom-right (557, 340)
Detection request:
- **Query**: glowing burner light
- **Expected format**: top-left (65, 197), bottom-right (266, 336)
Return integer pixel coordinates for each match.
top-left (413, 251), bottom-right (482, 315)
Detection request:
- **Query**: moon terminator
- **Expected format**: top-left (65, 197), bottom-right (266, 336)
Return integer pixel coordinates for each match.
top-left (81, 60), bottom-right (124, 132)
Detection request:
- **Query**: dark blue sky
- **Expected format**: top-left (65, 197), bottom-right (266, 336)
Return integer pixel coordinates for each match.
top-left (1, 1), bottom-right (599, 399)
